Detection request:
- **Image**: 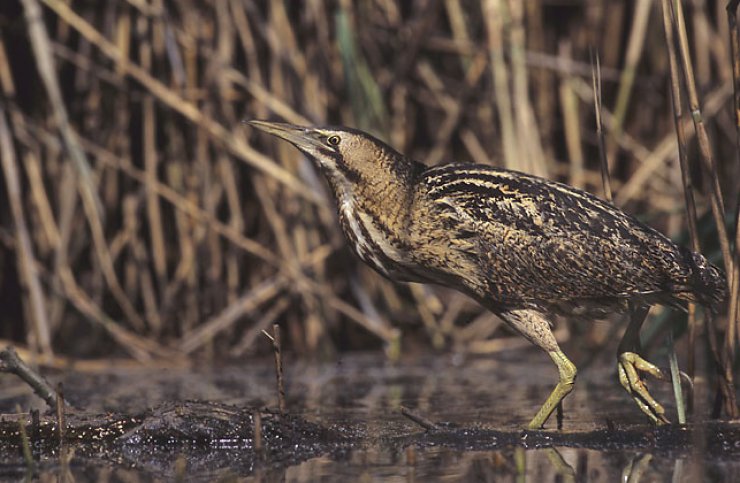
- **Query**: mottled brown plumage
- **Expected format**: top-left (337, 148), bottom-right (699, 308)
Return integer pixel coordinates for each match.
top-left (249, 121), bottom-right (726, 429)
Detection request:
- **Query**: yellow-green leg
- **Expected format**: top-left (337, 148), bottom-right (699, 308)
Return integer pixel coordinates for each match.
top-left (498, 309), bottom-right (577, 430)
top-left (528, 349), bottom-right (578, 429)
top-left (617, 303), bottom-right (669, 424)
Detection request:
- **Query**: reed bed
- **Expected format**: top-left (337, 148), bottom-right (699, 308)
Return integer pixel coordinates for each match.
top-left (0, 1), bottom-right (737, 416)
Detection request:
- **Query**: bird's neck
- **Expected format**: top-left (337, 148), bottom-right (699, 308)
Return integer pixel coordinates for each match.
top-left (326, 154), bottom-right (422, 229)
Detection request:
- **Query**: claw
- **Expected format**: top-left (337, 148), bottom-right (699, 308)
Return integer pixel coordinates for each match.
top-left (618, 352), bottom-right (670, 425)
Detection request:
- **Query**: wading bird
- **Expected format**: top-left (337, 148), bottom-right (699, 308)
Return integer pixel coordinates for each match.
top-left (249, 120), bottom-right (725, 429)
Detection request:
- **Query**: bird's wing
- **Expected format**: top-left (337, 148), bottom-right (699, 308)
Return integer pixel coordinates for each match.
top-left (420, 165), bottom-right (689, 305)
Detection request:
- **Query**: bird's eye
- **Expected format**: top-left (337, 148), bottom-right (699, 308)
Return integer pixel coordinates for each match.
top-left (327, 135), bottom-right (341, 147)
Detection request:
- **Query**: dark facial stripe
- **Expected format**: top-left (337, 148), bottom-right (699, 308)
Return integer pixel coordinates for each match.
top-left (313, 148), bottom-right (362, 184)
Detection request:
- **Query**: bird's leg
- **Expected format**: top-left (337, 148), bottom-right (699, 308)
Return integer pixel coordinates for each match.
top-left (528, 349), bottom-right (578, 429)
top-left (617, 303), bottom-right (669, 424)
top-left (499, 309), bottom-right (577, 429)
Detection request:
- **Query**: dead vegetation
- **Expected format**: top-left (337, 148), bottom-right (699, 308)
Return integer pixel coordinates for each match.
top-left (0, 0), bottom-right (737, 418)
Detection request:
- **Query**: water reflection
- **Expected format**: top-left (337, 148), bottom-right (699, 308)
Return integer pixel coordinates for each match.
top-left (1, 351), bottom-right (738, 481)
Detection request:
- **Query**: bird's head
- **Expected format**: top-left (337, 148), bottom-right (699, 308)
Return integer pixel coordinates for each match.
top-left (248, 121), bottom-right (415, 195)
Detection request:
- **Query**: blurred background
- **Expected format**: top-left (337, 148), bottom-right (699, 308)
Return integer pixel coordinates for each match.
top-left (0, 0), bottom-right (736, 376)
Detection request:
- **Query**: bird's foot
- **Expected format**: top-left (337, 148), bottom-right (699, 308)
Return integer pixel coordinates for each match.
top-left (617, 352), bottom-right (670, 425)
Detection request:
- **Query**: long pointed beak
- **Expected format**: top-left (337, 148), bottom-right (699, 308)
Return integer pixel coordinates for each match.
top-left (247, 120), bottom-right (323, 152)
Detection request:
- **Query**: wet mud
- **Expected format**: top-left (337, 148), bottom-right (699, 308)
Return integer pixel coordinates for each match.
top-left (0, 351), bottom-right (738, 481)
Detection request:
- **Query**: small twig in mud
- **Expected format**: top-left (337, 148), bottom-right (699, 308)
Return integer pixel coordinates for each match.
top-left (0, 346), bottom-right (60, 410)
top-left (16, 407), bottom-right (33, 471)
top-left (668, 332), bottom-right (687, 424)
top-left (173, 456), bottom-right (187, 483)
top-left (262, 324), bottom-right (286, 414)
top-left (405, 445), bottom-right (417, 465)
top-left (400, 406), bottom-right (440, 431)
top-left (31, 409), bottom-right (39, 442)
top-left (625, 453), bottom-right (653, 482)
top-left (56, 382), bottom-right (66, 445)
top-left (253, 410), bottom-right (263, 453)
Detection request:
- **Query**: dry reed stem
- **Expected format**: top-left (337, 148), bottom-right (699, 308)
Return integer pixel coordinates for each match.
top-left (230, 297), bottom-right (291, 357)
top-left (55, 382), bottom-right (65, 445)
top-left (609, 0), bottom-right (652, 161)
top-left (0, 109), bottom-right (52, 357)
top-left (180, 276), bottom-right (286, 354)
top-left (484, 0), bottom-right (519, 170)
top-left (40, 0), bottom-right (324, 207)
top-left (660, 0), bottom-right (702, 384)
top-left (444, 0), bottom-right (472, 72)
top-left (23, 0), bottom-right (147, 333)
top-left (61, 118), bottom-right (393, 347)
top-left (671, 0), bottom-right (733, 279)
top-left (264, 324), bottom-right (286, 415)
top-left (252, 410), bottom-right (262, 453)
top-left (1, 2), bottom-right (735, 392)
top-left (418, 53), bottom-right (487, 167)
top-left (23, 151), bottom-right (61, 252)
top-left (614, 83), bottom-right (732, 205)
top-left (731, 204), bottom-right (740, 355)
top-left (0, 115), bottom-right (172, 361)
top-left (58, 266), bottom-right (174, 361)
top-left (142, 83), bottom-right (167, 301)
top-left (400, 406), bottom-right (440, 431)
top-left (16, 408), bottom-right (33, 471)
top-left (509, 0), bottom-right (547, 178)
top-left (726, 0), bottom-right (740, 366)
top-left (590, 51), bottom-right (613, 203)
top-left (526, 1), bottom-right (553, 149)
top-left (571, 78), bottom-right (673, 184)
top-left (669, 0), bottom-right (737, 418)
top-left (559, 42), bottom-right (585, 190)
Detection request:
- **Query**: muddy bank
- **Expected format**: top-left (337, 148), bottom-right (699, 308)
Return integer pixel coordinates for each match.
top-left (1, 352), bottom-right (738, 480)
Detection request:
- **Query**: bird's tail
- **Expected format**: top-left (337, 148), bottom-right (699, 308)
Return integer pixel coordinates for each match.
top-left (680, 248), bottom-right (727, 311)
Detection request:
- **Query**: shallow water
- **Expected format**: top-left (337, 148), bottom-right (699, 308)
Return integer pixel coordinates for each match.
top-left (0, 350), bottom-right (738, 481)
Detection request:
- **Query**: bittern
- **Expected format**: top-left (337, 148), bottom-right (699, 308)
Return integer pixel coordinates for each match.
top-left (249, 120), bottom-right (726, 429)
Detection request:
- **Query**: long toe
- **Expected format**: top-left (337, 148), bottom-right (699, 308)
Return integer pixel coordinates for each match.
top-left (618, 352), bottom-right (669, 424)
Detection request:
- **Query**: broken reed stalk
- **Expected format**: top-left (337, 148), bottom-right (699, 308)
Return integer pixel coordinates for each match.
top-left (704, 311), bottom-right (736, 417)
top-left (56, 382), bottom-right (66, 446)
top-left (262, 324), bottom-right (286, 414)
top-left (671, 0), bottom-right (734, 279)
top-left (16, 407), bottom-right (33, 471)
top-left (0, 346), bottom-right (59, 410)
top-left (590, 50), bottom-right (613, 203)
top-left (673, 0), bottom-right (739, 419)
top-left (400, 406), bottom-right (440, 431)
top-left (730, 1), bottom-right (740, 151)
top-left (668, 332), bottom-right (686, 424)
top-left (659, 0), bottom-right (701, 409)
top-left (253, 410), bottom-right (262, 453)
top-left (726, 0), bottom-right (740, 367)
top-left (732, 203), bottom-right (740, 356)
top-left (665, 0), bottom-right (737, 419)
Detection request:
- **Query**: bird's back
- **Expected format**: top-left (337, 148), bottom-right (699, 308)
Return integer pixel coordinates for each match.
top-left (411, 164), bottom-right (725, 313)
